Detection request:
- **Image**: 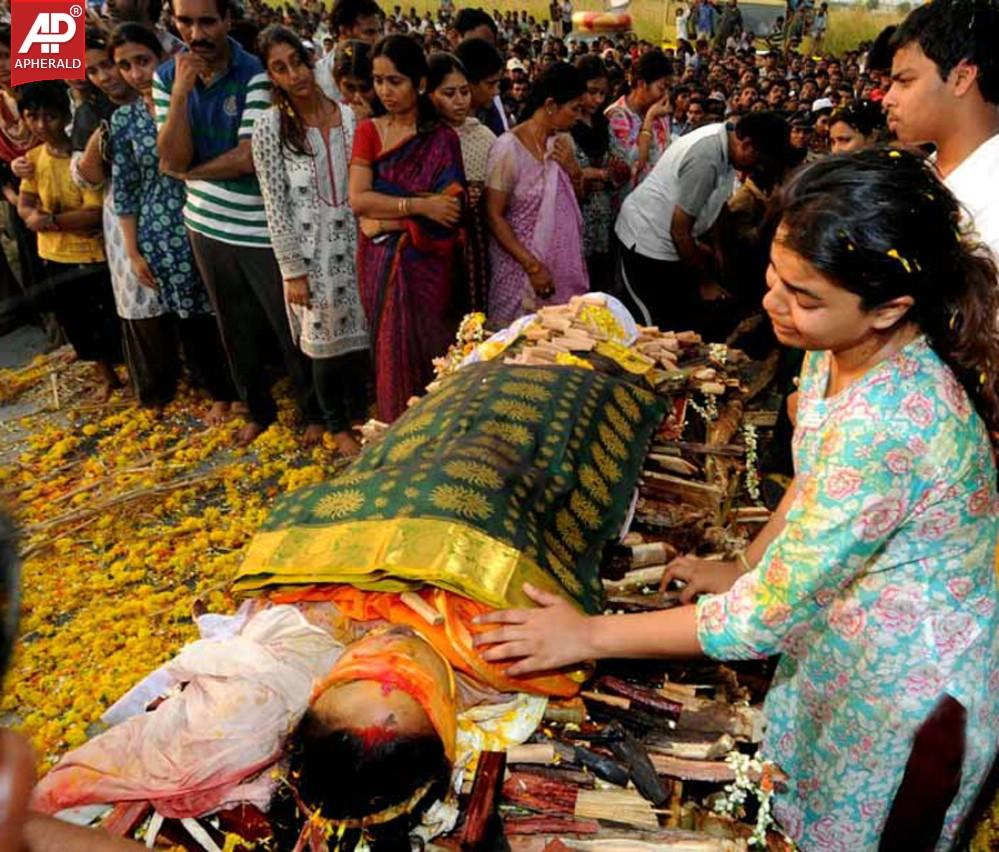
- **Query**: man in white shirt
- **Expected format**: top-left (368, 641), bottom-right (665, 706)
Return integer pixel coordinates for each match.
top-left (614, 112), bottom-right (788, 338)
top-left (883, 0), bottom-right (999, 261)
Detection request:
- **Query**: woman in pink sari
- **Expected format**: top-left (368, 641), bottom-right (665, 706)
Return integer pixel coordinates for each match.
top-left (484, 63), bottom-right (589, 327)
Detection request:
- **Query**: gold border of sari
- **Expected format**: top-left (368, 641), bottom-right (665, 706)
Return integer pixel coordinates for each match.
top-left (233, 517), bottom-right (575, 611)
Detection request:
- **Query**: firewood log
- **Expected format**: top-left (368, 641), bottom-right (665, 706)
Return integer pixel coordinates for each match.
top-left (605, 723), bottom-right (669, 806)
top-left (502, 771), bottom-right (581, 814)
top-left (503, 817), bottom-right (601, 836)
top-left (462, 751), bottom-right (507, 849)
top-left (596, 677), bottom-right (683, 721)
top-left (647, 753), bottom-right (736, 783)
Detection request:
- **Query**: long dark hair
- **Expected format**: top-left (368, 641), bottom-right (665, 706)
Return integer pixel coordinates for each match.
top-left (774, 148), bottom-right (999, 437)
top-left (572, 54), bottom-right (610, 162)
top-left (108, 22), bottom-right (164, 64)
top-left (270, 710), bottom-right (450, 852)
top-left (258, 24), bottom-right (315, 157)
top-left (519, 61), bottom-right (585, 124)
top-left (370, 34), bottom-right (438, 132)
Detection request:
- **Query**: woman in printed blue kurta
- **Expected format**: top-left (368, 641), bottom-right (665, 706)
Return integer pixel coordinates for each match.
top-left (108, 24), bottom-right (233, 410)
top-left (476, 150), bottom-right (999, 851)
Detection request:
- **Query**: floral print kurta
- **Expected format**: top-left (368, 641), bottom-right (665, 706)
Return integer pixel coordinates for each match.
top-left (697, 337), bottom-right (998, 851)
top-left (109, 100), bottom-right (212, 318)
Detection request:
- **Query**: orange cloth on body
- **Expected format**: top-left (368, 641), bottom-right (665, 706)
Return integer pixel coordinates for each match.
top-left (312, 630), bottom-right (459, 762)
top-left (269, 586), bottom-right (583, 700)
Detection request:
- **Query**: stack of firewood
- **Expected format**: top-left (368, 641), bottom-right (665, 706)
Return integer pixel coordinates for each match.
top-left (451, 655), bottom-right (779, 851)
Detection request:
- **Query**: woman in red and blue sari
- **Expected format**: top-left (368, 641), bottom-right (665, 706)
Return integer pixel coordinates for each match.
top-left (349, 35), bottom-right (467, 422)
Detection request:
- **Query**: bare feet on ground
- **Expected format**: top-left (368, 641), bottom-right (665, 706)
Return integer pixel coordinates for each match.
top-left (235, 420), bottom-right (266, 447)
top-left (91, 363), bottom-right (122, 403)
top-left (332, 430), bottom-right (362, 457)
top-left (302, 423), bottom-right (326, 447)
top-left (204, 401), bottom-right (230, 426)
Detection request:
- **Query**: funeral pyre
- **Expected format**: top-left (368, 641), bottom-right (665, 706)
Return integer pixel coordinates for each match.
top-left (6, 300), bottom-right (984, 850)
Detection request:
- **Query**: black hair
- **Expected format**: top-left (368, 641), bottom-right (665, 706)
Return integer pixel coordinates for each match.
top-left (453, 6), bottom-right (497, 38)
top-left (866, 25), bottom-right (897, 75)
top-left (829, 99), bottom-right (885, 139)
top-left (633, 48), bottom-right (672, 87)
top-left (0, 24), bottom-right (10, 49)
top-left (169, 0), bottom-right (230, 19)
top-left (896, 0), bottom-right (999, 103)
top-left (85, 26), bottom-right (110, 52)
top-left (572, 54), bottom-right (611, 161)
top-left (17, 81), bottom-right (71, 117)
top-left (147, 0), bottom-right (163, 27)
top-left (331, 0), bottom-right (383, 35)
top-left (734, 111), bottom-right (790, 166)
top-left (370, 34), bottom-right (438, 131)
top-left (333, 39), bottom-right (373, 83)
top-left (271, 712), bottom-right (450, 852)
top-left (775, 148), bottom-right (999, 436)
top-left (520, 60), bottom-right (584, 123)
top-left (258, 25), bottom-right (314, 157)
top-left (426, 51), bottom-right (467, 93)
top-left (108, 22), bottom-right (165, 61)
top-left (453, 36), bottom-right (502, 84)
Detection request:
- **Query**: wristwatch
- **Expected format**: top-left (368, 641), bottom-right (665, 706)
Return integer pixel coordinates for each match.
top-left (43, 213), bottom-right (57, 231)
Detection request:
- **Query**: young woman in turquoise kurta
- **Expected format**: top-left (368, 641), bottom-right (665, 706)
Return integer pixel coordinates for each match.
top-left (476, 150), bottom-right (999, 851)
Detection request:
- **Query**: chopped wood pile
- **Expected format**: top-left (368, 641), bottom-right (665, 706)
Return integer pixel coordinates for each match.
top-left (421, 301), bottom-right (786, 850)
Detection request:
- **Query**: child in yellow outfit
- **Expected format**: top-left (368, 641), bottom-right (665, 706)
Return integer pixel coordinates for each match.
top-left (17, 81), bottom-right (122, 400)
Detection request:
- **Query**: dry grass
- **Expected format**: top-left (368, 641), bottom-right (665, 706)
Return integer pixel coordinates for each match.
top-left (400, 0), bottom-right (903, 55)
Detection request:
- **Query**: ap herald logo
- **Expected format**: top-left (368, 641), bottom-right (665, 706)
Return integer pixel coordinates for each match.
top-left (11, 0), bottom-right (85, 86)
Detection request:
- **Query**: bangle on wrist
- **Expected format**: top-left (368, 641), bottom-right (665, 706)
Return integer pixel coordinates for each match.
top-left (397, 197), bottom-right (410, 216)
top-left (638, 128), bottom-right (653, 138)
top-left (736, 550), bottom-right (752, 573)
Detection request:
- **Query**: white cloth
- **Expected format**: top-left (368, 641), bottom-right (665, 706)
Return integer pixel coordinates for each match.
top-left (251, 105), bottom-right (368, 359)
top-left (33, 606), bottom-right (344, 819)
top-left (944, 132), bottom-right (999, 263)
top-left (615, 122), bottom-right (735, 262)
top-left (314, 50), bottom-right (343, 104)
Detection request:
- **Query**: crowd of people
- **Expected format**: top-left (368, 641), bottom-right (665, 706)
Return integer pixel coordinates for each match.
top-left (0, 0), bottom-right (997, 848)
top-left (0, 0), bottom-right (995, 454)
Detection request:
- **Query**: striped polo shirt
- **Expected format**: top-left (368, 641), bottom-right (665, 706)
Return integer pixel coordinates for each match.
top-left (152, 39), bottom-right (271, 248)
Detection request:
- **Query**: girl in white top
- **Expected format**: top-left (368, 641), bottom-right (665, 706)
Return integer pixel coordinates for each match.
top-left (253, 25), bottom-right (369, 455)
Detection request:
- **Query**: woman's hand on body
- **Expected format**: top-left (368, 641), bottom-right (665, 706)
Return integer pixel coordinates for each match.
top-left (128, 253), bottom-right (158, 289)
top-left (284, 275), bottom-right (311, 309)
top-left (414, 193), bottom-right (461, 227)
top-left (661, 555), bottom-right (745, 603)
top-left (473, 583), bottom-right (593, 675)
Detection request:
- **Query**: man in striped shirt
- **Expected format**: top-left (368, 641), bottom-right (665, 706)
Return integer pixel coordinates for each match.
top-left (153, 0), bottom-right (317, 445)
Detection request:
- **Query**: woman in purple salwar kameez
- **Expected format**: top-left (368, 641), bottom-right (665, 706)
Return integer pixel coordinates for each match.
top-left (484, 64), bottom-right (589, 328)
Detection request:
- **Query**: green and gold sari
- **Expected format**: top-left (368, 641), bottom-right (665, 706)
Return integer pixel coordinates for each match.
top-left (235, 361), bottom-right (665, 614)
